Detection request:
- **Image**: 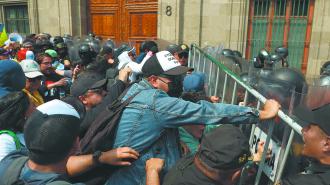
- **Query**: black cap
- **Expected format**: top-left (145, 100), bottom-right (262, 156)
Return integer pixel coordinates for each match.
top-left (70, 72), bottom-right (107, 97)
top-left (166, 44), bottom-right (182, 55)
top-left (24, 100), bottom-right (81, 165)
top-left (294, 104), bottom-right (330, 136)
top-left (141, 51), bottom-right (190, 77)
top-left (197, 125), bottom-right (251, 170)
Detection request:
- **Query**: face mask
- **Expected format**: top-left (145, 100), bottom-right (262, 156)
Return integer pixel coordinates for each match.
top-left (167, 75), bottom-right (183, 97)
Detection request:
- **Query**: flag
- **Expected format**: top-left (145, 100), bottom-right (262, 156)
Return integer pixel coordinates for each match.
top-left (0, 26), bottom-right (8, 46)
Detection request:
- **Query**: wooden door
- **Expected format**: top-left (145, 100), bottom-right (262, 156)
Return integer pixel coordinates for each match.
top-left (89, 0), bottom-right (158, 53)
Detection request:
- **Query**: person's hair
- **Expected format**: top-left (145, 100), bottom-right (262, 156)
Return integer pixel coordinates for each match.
top-left (36, 52), bottom-right (52, 64)
top-left (181, 92), bottom-right (211, 103)
top-left (0, 91), bottom-right (30, 132)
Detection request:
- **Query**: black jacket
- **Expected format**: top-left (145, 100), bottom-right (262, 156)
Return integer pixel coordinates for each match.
top-left (281, 162), bottom-right (330, 185)
top-left (79, 80), bottom-right (126, 138)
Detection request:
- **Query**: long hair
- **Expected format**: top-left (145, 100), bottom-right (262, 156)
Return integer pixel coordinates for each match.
top-left (0, 91), bottom-right (30, 132)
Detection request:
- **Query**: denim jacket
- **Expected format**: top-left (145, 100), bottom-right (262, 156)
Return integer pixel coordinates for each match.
top-left (106, 79), bottom-right (259, 185)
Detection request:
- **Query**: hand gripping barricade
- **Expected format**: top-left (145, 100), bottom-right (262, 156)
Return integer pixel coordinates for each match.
top-left (188, 43), bottom-right (307, 185)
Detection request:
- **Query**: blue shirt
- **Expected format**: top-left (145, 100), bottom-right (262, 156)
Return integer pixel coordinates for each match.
top-left (106, 79), bottom-right (259, 185)
top-left (0, 150), bottom-right (84, 185)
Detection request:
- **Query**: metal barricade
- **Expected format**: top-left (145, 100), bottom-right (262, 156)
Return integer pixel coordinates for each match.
top-left (188, 43), bottom-right (303, 185)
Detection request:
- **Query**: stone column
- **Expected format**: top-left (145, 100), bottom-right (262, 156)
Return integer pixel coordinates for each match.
top-left (306, 0), bottom-right (330, 77)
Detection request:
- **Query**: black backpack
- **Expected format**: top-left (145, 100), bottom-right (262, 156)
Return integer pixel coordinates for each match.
top-left (2, 156), bottom-right (72, 185)
top-left (73, 87), bottom-right (140, 185)
top-left (79, 87), bottom-right (140, 154)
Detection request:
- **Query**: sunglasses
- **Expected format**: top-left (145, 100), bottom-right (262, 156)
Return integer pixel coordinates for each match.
top-left (178, 52), bottom-right (188, 59)
top-left (157, 77), bottom-right (172, 85)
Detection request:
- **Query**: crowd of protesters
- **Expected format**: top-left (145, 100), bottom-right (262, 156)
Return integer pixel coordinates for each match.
top-left (0, 32), bottom-right (328, 185)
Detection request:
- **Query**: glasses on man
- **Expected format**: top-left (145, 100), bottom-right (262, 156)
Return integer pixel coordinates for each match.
top-left (41, 61), bottom-right (52, 66)
top-left (157, 77), bottom-right (172, 85)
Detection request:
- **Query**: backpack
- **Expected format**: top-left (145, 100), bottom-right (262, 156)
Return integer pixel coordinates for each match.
top-left (79, 87), bottom-right (140, 154)
top-left (74, 87), bottom-right (140, 185)
top-left (0, 130), bottom-right (22, 150)
top-left (2, 156), bottom-right (72, 185)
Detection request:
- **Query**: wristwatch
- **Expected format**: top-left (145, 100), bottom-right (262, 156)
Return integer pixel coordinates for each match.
top-left (92, 150), bottom-right (102, 165)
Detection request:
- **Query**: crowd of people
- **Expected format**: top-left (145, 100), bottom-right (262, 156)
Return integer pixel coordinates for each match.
top-left (0, 32), bottom-right (328, 185)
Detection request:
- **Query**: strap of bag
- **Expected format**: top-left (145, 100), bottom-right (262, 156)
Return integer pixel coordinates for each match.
top-left (80, 85), bottom-right (141, 153)
top-left (0, 130), bottom-right (21, 150)
top-left (2, 156), bottom-right (28, 185)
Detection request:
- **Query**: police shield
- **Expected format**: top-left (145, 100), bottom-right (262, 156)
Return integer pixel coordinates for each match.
top-left (250, 74), bottom-right (300, 182)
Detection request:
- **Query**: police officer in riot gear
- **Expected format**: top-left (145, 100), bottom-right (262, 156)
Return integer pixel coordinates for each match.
top-left (279, 83), bottom-right (330, 185)
top-left (78, 43), bottom-right (97, 67)
top-left (275, 46), bottom-right (289, 67)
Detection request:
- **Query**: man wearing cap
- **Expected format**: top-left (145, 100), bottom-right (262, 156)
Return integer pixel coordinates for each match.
top-left (166, 44), bottom-right (189, 66)
top-left (105, 51), bottom-right (281, 185)
top-left (279, 104), bottom-right (330, 185)
top-left (70, 67), bottom-right (131, 138)
top-left (0, 100), bottom-right (83, 184)
top-left (20, 59), bottom-right (45, 107)
top-left (0, 100), bottom-right (139, 185)
top-left (147, 125), bottom-right (265, 185)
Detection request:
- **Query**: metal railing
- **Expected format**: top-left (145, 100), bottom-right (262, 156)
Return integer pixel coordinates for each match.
top-left (188, 43), bottom-right (303, 185)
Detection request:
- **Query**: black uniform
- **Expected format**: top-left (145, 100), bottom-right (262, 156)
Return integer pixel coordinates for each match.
top-left (281, 162), bottom-right (330, 185)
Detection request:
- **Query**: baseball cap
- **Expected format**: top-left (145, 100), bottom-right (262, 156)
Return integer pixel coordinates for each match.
top-left (70, 72), bottom-right (107, 97)
top-left (24, 100), bottom-right (81, 165)
top-left (178, 44), bottom-right (189, 58)
top-left (197, 125), bottom-right (251, 170)
top-left (166, 44), bottom-right (182, 55)
top-left (141, 50), bottom-right (190, 77)
top-left (22, 39), bottom-right (34, 48)
top-left (45, 49), bottom-right (58, 58)
top-left (183, 72), bottom-right (205, 92)
top-left (293, 104), bottom-right (330, 136)
top-left (20, 59), bottom-right (44, 78)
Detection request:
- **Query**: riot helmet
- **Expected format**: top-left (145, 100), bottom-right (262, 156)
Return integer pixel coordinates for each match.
top-left (88, 32), bottom-right (95, 38)
top-left (78, 43), bottom-right (95, 65)
top-left (267, 53), bottom-right (281, 68)
top-left (275, 46), bottom-right (289, 59)
top-left (53, 36), bottom-right (64, 46)
top-left (320, 61), bottom-right (330, 76)
top-left (141, 41), bottom-right (158, 54)
top-left (221, 49), bottom-right (234, 57)
top-left (254, 48), bottom-right (270, 68)
top-left (272, 67), bottom-right (306, 93)
top-left (101, 39), bottom-right (115, 54)
top-left (232, 50), bottom-right (243, 58)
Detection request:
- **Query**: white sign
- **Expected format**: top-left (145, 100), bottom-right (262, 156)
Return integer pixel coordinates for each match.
top-left (249, 127), bottom-right (282, 182)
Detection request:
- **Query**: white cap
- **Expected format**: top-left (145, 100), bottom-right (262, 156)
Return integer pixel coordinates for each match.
top-left (20, 59), bottom-right (44, 78)
top-left (37, 99), bottom-right (80, 119)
